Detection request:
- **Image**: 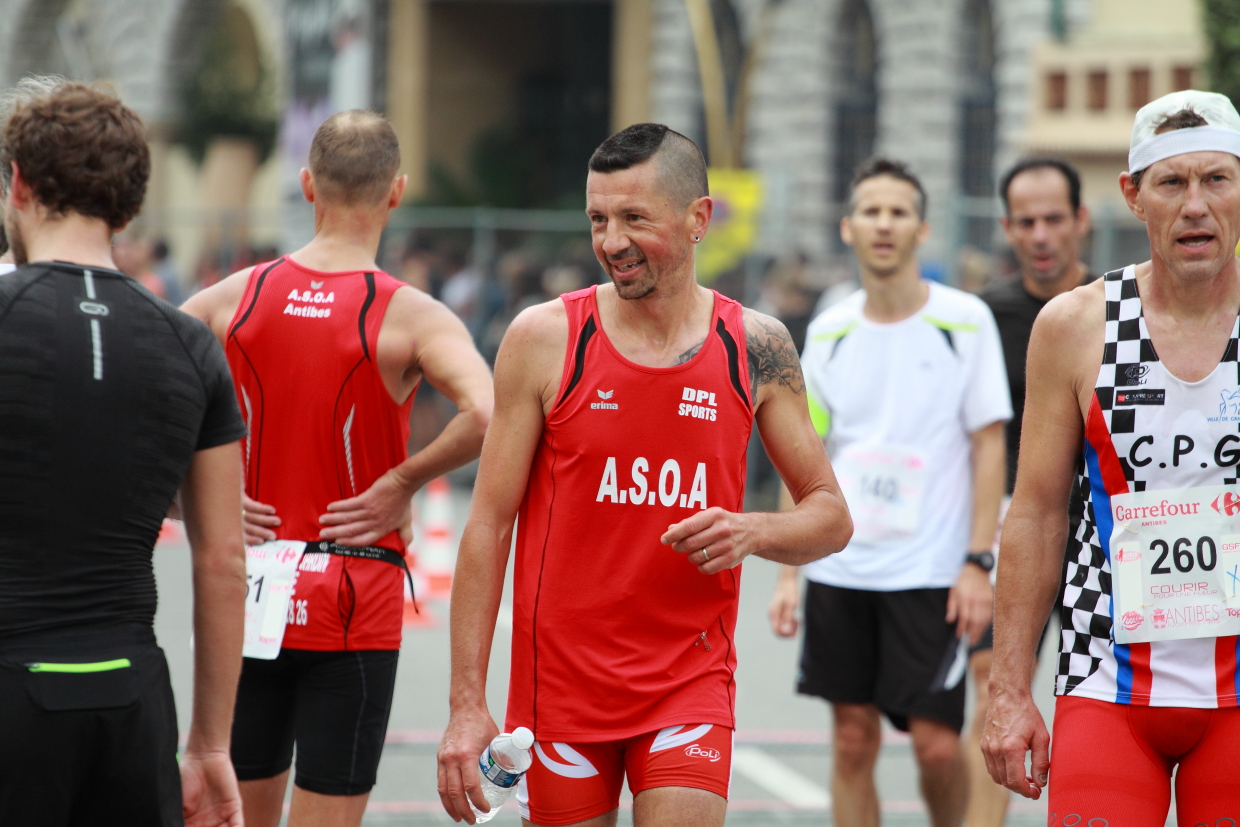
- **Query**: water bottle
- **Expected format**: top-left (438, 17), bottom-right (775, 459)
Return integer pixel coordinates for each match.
top-left (471, 727), bottom-right (535, 823)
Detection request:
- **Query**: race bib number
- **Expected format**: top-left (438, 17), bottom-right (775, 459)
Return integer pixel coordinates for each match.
top-left (833, 443), bottom-right (927, 544)
top-left (242, 541), bottom-right (305, 660)
top-left (1110, 485), bottom-right (1240, 644)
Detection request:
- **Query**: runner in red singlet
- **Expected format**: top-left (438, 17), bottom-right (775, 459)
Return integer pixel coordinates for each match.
top-left (436, 123), bottom-right (853, 827)
top-left (983, 90), bottom-right (1240, 825)
top-left (183, 110), bottom-right (493, 827)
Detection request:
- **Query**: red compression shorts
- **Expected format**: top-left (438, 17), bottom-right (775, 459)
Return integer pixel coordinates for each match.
top-left (1049, 695), bottom-right (1240, 827)
top-left (515, 724), bottom-right (731, 826)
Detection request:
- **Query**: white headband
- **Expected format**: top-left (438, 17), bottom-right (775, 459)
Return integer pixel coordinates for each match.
top-left (1128, 125), bottom-right (1240, 174)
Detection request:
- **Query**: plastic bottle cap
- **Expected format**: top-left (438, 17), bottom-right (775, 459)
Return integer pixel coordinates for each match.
top-left (511, 727), bottom-right (534, 750)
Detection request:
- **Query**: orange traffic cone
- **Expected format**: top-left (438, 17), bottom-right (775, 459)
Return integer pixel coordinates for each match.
top-left (419, 476), bottom-right (456, 599)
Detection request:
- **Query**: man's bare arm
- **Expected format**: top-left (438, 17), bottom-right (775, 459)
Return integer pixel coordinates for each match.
top-left (947, 420), bottom-right (1005, 643)
top-left (177, 442), bottom-right (248, 826)
top-left (321, 290), bottom-right (494, 545)
top-left (179, 268), bottom-right (255, 342)
top-left (662, 311), bottom-right (851, 569)
top-left (981, 287), bottom-right (1098, 800)
top-left (437, 303), bottom-right (564, 824)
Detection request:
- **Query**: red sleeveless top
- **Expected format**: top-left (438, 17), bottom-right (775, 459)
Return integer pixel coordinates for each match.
top-left (505, 286), bottom-right (754, 741)
top-left (225, 257), bottom-right (414, 651)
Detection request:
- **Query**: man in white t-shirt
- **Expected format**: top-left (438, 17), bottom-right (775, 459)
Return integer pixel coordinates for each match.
top-left (769, 158), bottom-right (1010, 827)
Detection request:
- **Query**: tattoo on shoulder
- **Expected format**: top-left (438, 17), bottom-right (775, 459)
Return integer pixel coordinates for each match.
top-left (745, 312), bottom-right (805, 396)
top-left (674, 340), bottom-right (706, 365)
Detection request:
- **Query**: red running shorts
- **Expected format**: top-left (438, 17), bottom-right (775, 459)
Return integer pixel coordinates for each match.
top-left (515, 724), bottom-right (732, 826)
top-left (1049, 695), bottom-right (1240, 827)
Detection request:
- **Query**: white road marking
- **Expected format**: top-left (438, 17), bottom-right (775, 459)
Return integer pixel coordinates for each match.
top-left (731, 746), bottom-right (831, 810)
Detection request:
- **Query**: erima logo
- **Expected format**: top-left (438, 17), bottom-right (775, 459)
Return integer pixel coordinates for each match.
top-left (310, 280), bottom-right (324, 289)
top-left (591, 389), bottom-right (618, 410)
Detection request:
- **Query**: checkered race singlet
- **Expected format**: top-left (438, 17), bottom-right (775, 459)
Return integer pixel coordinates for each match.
top-left (1059, 265), bottom-right (1240, 707)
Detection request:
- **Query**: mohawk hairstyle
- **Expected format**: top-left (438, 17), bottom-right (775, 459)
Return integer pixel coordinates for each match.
top-left (588, 123), bottom-right (708, 209)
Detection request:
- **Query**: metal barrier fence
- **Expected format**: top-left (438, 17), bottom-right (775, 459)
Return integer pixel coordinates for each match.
top-left (141, 199), bottom-right (1151, 298)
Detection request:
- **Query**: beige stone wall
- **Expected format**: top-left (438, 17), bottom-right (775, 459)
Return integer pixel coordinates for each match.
top-left (1021, 0), bottom-right (1204, 205)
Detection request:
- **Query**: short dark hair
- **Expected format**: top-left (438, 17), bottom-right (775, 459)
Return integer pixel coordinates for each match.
top-left (0, 83), bottom-right (149, 230)
top-left (999, 157), bottom-right (1082, 215)
top-left (309, 109), bottom-right (401, 205)
top-left (1131, 108), bottom-right (1213, 189)
top-left (849, 157), bottom-right (927, 219)
top-left (588, 123), bottom-right (708, 209)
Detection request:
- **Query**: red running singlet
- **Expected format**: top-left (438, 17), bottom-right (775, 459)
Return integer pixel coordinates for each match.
top-left (225, 257), bottom-right (414, 650)
top-left (505, 286), bottom-right (754, 742)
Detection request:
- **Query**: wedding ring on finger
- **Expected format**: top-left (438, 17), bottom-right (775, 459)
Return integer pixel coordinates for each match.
top-left (700, 548), bottom-right (710, 563)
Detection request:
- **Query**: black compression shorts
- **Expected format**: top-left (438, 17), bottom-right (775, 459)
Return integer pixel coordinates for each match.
top-left (797, 581), bottom-right (966, 733)
top-left (0, 644), bottom-right (181, 826)
top-left (231, 648), bottom-right (399, 796)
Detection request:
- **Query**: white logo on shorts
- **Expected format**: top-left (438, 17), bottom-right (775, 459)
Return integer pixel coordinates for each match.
top-left (534, 743), bottom-right (599, 778)
top-left (649, 724), bottom-right (713, 753)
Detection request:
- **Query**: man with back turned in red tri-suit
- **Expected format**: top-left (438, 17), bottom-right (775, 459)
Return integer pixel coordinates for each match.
top-left (183, 110), bottom-right (493, 827)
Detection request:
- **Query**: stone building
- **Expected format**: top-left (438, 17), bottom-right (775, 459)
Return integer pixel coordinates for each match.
top-left (0, 0), bottom-right (1204, 280)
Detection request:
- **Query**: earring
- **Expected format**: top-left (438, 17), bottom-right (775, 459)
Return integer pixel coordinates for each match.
top-left (693, 236), bottom-right (700, 242)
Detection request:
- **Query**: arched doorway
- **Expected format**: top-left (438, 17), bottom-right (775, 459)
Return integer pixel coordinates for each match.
top-left (958, 0), bottom-right (996, 248)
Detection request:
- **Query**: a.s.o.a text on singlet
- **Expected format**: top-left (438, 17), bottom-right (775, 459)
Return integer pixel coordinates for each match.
top-left (505, 286), bottom-right (754, 742)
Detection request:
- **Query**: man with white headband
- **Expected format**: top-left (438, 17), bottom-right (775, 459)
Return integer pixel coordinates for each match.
top-left (981, 89), bottom-right (1240, 824)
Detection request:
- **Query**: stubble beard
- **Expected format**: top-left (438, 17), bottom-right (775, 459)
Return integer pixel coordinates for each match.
top-left (613, 268), bottom-right (658, 300)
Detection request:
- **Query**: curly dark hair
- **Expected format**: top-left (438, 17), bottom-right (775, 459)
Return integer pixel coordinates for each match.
top-left (0, 83), bottom-right (149, 230)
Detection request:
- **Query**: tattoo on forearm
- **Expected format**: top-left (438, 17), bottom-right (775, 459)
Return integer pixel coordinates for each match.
top-left (745, 313), bottom-right (805, 396)
top-left (675, 340), bottom-right (706, 365)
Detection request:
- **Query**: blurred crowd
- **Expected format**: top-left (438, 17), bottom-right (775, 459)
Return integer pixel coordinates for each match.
top-left (117, 223), bottom-right (1031, 495)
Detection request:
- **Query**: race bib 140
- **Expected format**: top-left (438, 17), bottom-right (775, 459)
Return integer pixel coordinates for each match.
top-left (833, 443), bottom-right (927, 545)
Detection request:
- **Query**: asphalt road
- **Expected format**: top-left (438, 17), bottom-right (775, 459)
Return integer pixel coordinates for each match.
top-left (153, 486), bottom-right (1060, 826)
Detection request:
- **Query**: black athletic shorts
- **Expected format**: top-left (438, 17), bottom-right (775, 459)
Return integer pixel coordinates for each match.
top-left (0, 643), bottom-right (181, 826)
top-left (797, 581), bottom-right (966, 733)
top-left (231, 648), bottom-right (399, 796)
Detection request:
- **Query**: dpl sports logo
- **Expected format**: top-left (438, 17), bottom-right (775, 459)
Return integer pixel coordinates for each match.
top-left (684, 744), bottom-right (721, 762)
top-left (1212, 492), bottom-right (1240, 517)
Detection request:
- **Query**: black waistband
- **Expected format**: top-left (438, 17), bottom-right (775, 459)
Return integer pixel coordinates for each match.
top-left (305, 542), bottom-right (417, 609)
top-left (0, 622), bottom-right (158, 659)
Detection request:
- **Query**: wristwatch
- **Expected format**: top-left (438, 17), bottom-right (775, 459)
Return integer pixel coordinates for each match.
top-left (965, 551), bottom-right (995, 572)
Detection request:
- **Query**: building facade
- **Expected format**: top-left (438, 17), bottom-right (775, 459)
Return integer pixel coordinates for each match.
top-left (0, 0), bottom-right (1205, 279)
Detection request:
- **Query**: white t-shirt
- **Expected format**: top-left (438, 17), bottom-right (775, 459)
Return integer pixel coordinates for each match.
top-left (802, 282), bottom-right (1012, 590)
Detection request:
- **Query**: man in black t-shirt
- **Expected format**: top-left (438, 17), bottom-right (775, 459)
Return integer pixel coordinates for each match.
top-left (0, 83), bottom-right (247, 826)
top-left (966, 159), bottom-right (1094, 827)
